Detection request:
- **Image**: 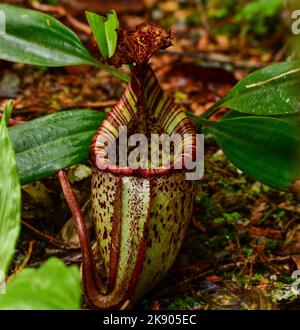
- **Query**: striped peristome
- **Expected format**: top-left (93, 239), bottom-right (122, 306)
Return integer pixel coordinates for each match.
top-left (91, 64), bottom-right (197, 176)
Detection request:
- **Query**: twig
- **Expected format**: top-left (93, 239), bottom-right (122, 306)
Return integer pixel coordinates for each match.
top-left (31, 2), bottom-right (66, 16)
top-left (21, 220), bottom-right (78, 250)
top-left (153, 256), bottom-right (286, 299)
top-left (195, 0), bottom-right (213, 40)
top-left (120, 300), bottom-right (131, 310)
top-left (66, 14), bottom-right (91, 35)
top-left (0, 115), bottom-right (25, 126)
top-left (7, 118), bottom-right (25, 126)
top-left (7, 240), bottom-right (35, 283)
top-left (160, 50), bottom-right (265, 70)
top-left (273, 44), bottom-right (288, 63)
top-left (30, 1), bottom-right (91, 35)
top-left (0, 94), bottom-right (18, 100)
top-left (58, 170), bottom-right (104, 308)
top-left (63, 100), bottom-right (117, 109)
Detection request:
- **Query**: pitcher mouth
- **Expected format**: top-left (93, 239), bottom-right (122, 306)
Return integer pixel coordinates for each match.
top-left (92, 163), bottom-right (182, 178)
top-left (90, 120), bottom-right (197, 178)
top-left (90, 65), bottom-right (198, 178)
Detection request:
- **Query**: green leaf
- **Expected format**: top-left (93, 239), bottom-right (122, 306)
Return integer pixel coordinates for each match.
top-left (86, 10), bottom-right (119, 59)
top-left (2, 100), bottom-right (13, 125)
top-left (0, 4), bottom-right (129, 83)
top-left (0, 101), bottom-right (21, 275)
top-left (215, 61), bottom-right (300, 115)
top-left (235, 0), bottom-right (283, 21)
top-left (9, 109), bottom-right (106, 185)
top-left (0, 258), bottom-right (81, 310)
top-left (223, 109), bottom-right (300, 122)
top-left (0, 4), bottom-right (97, 66)
top-left (204, 116), bottom-right (300, 190)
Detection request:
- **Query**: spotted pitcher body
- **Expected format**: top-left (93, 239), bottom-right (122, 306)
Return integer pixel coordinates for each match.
top-left (88, 62), bottom-right (197, 308)
top-left (82, 23), bottom-right (199, 309)
top-left (92, 171), bottom-right (195, 305)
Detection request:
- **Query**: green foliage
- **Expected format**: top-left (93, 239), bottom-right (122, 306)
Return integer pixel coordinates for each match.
top-left (236, 0), bottom-right (283, 19)
top-left (213, 212), bottom-right (241, 225)
top-left (214, 61), bottom-right (300, 115)
top-left (191, 61), bottom-right (300, 190)
top-left (0, 101), bottom-right (21, 274)
top-left (9, 110), bottom-right (106, 185)
top-left (206, 0), bottom-right (285, 37)
top-left (207, 0), bottom-right (236, 20)
top-left (234, 0), bottom-right (284, 36)
top-left (166, 296), bottom-right (200, 310)
top-left (0, 103), bottom-right (82, 310)
top-left (86, 10), bottom-right (119, 59)
top-left (0, 4), bottom-right (129, 82)
top-left (0, 258), bottom-right (81, 310)
top-left (46, 0), bottom-right (59, 4)
top-left (0, 4), bottom-right (97, 67)
top-left (242, 247), bottom-right (253, 258)
top-left (202, 116), bottom-right (299, 190)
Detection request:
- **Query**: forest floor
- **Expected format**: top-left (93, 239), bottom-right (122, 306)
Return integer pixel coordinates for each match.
top-left (1, 0), bottom-right (299, 310)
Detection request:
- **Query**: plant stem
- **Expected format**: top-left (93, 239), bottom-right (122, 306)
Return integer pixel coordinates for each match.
top-left (93, 62), bottom-right (130, 83)
top-left (185, 100), bottom-right (222, 134)
top-left (187, 101), bottom-right (221, 128)
top-left (21, 220), bottom-right (75, 250)
top-left (57, 170), bottom-right (103, 305)
top-left (187, 109), bottom-right (216, 127)
top-left (200, 101), bottom-right (222, 120)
